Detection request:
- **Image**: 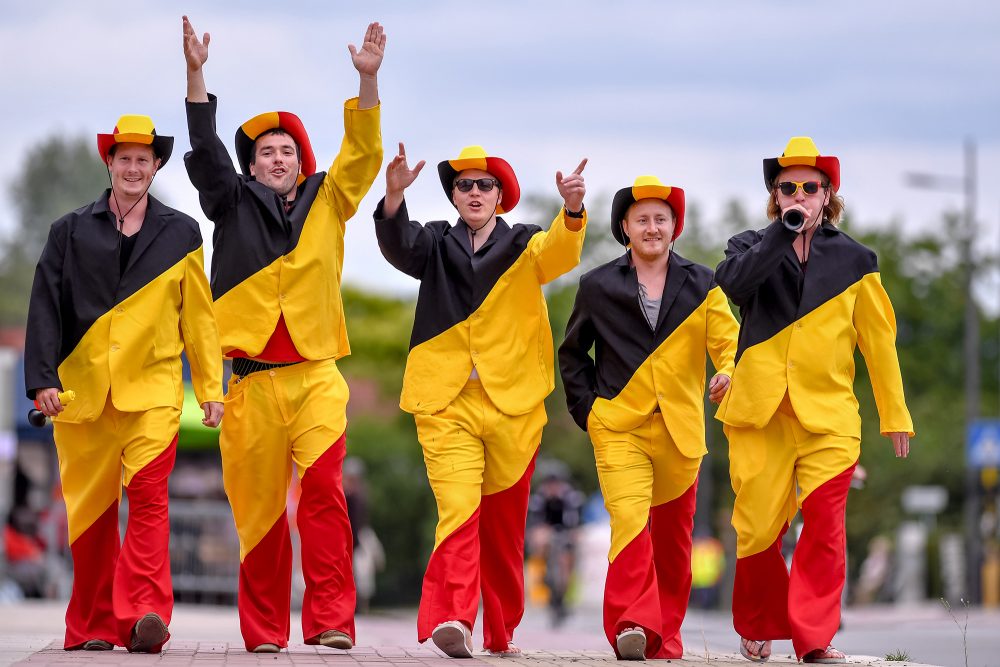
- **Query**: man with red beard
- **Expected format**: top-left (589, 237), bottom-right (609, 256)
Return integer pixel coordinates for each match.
top-left (374, 143), bottom-right (586, 657)
top-left (182, 16), bottom-right (384, 653)
top-left (25, 114), bottom-right (223, 653)
top-left (559, 176), bottom-right (738, 660)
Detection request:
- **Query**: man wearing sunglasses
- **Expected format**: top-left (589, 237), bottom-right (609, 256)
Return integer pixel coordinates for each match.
top-left (373, 143), bottom-right (587, 658)
top-left (559, 176), bottom-right (739, 660)
top-left (182, 16), bottom-right (384, 653)
top-left (714, 137), bottom-right (913, 664)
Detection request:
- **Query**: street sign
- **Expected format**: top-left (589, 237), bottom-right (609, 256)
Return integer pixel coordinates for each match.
top-left (901, 485), bottom-right (948, 514)
top-left (967, 419), bottom-right (1000, 468)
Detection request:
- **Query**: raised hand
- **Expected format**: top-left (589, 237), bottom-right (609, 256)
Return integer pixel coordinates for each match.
top-left (556, 158), bottom-right (588, 213)
top-left (383, 142), bottom-right (424, 218)
top-left (386, 142), bottom-right (425, 195)
top-left (182, 15), bottom-right (210, 72)
top-left (349, 22), bottom-right (386, 77)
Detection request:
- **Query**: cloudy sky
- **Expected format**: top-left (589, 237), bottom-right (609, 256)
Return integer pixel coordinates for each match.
top-left (3, 1), bottom-right (998, 301)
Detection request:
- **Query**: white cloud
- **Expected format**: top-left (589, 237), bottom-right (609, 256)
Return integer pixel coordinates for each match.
top-left (2, 0), bottom-right (998, 313)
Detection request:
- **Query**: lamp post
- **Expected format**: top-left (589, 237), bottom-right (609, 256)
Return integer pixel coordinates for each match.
top-left (905, 138), bottom-right (979, 603)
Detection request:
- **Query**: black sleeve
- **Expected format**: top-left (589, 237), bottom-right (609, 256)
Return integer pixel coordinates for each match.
top-left (558, 280), bottom-right (598, 431)
top-left (183, 95), bottom-right (242, 222)
top-left (373, 197), bottom-right (435, 280)
top-left (24, 223), bottom-right (67, 398)
top-left (714, 223), bottom-right (798, 307)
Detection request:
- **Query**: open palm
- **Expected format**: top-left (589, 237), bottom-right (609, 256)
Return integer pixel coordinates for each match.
top-left (349, 22), bottom-right (385, 76)
top-left (182, 16), bottom-right (210, 71)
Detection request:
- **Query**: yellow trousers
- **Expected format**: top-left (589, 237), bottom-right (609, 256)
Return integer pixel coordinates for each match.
top-left (414, 378), bottom-right (545, 650)
top-left (590, 414), bottom-right (701, 561)
top-left (54, 397), bottom-right (180, 544)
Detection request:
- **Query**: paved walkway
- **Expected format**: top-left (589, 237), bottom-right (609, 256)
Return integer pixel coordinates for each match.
top-left (1, 601), bottom-right (980, 667)
top-left (7, 642), bottom-right (933, 667)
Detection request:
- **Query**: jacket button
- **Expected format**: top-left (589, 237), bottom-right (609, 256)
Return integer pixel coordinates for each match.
top-left (788, 361), bottom-right (795, 369)
top-left (110, 344), bottom-right (120, 352)
top-left (115, 307), bottom-right (124, 314)
top-left (269, 371), bottom-right (276, 377)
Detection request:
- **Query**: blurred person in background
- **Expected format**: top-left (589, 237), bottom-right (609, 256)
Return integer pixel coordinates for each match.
top-left (714, 137), bottom-right (914, 664)
top-left (342, 457), bottom-right (384, 614)
top-left (526, 461), bottom-right (584, 627)
top-left (373, 143), bottom-right (587, 657)
top-left (559, 175), bottom-right (739, 660)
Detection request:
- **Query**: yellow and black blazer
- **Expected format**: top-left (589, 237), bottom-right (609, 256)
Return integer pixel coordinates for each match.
top-left (714, 222), bottom-right (913, 437)
top-left (184, 95), bottom-right (382, 360)
top-left (559, 252), bottom-right (739, 458)
top-left (374, 199), bottom-right (586, 416)
top-left (25, 192), bottom-right (223, 423)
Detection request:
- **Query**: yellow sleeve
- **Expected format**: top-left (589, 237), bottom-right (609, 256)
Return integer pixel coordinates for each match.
top-left (180, 246), bottom-right (224, 405)
top-left (529, 209), bottom-right (587, 284)
top-left (706, 285), bottom-right (739, 377)
top-left (854, 272), bottom-right (914, 436)
top-left (321, 98), bottom-right (384, 223)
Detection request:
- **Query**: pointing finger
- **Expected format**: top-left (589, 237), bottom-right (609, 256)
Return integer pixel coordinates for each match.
top-left (573, 158), bottom-right (588, 175)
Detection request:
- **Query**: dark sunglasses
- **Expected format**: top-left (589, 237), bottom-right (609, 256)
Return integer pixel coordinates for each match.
top-left (777, 180), bottom-right (826, 196)
top-left (454, 178), bottom-right (500, 193)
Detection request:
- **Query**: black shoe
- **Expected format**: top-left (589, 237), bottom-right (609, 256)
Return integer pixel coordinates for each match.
top-left (82, 639), bottom-right (114, 651)
top-left (129, 612), bottom-right (169, 653)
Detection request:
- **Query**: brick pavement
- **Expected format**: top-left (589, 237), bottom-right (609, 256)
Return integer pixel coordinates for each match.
top-left (10, 641), bottom-right (929, 667)
top-left (0, 602), bottom-right (948, 666)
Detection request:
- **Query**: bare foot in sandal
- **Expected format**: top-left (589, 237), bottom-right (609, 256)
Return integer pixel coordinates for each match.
top-left (802, 645), bottom-right (846, 664)
top-left (739, 637), bottom-right (772, 663)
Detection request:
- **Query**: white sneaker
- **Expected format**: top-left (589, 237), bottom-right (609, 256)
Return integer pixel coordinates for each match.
top-left (432, 621), bottom-right (473, 659)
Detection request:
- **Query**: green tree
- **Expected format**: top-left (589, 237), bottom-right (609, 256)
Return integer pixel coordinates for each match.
top-left (1, 135), bottom-right (108, 324)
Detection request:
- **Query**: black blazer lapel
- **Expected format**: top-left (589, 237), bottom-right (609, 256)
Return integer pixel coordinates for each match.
top-left (124, 196), bottom-right (169, 275)
top-left (653, 252), bottom-right (689, 334)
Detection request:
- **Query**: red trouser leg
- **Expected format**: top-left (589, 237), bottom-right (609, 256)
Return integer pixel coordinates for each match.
top-left (733, 524), bottom-right (792, 641)
top-left (64, 500), bottom-right (120, 649)
top-left (417, 509), bottom-right (481, 642)
top-left (299, 433), bottom-right (356, 642)
top-left (239, 513), bottom-right (293, 650)
top-left (648, 478), bottom-right (698, 659)
top-left (479, 455), bottom-right (536, 652)
top-left (113, 437), bottom-right (176, 650)
top-left (603, 529), bottom-right (664, 659)
top-left (789, 463), bottom-right (855, 659)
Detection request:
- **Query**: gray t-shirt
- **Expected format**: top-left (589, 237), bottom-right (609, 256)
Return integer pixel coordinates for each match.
top-left (638, 282), bottom-right (660, 331)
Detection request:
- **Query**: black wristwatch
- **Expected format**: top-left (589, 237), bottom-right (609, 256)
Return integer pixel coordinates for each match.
top-left (564, 205), bottom-right (585, 219)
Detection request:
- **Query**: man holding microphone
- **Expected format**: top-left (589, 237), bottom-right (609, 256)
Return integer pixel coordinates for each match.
top-left (714, 137), bottom-right (913, 664)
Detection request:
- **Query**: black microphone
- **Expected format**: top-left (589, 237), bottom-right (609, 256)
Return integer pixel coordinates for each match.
top-left (782, 209), bottom-right (805, 232)
top-left (28, 390), bottom-right (76, 428)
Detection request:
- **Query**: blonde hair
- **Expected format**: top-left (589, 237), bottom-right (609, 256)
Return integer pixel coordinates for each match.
top-left (766, 177), bottom-right (845, 225)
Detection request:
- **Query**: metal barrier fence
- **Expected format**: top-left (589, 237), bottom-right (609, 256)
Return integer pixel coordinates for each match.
top-left (167, 499), bottom-right (239, 604)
